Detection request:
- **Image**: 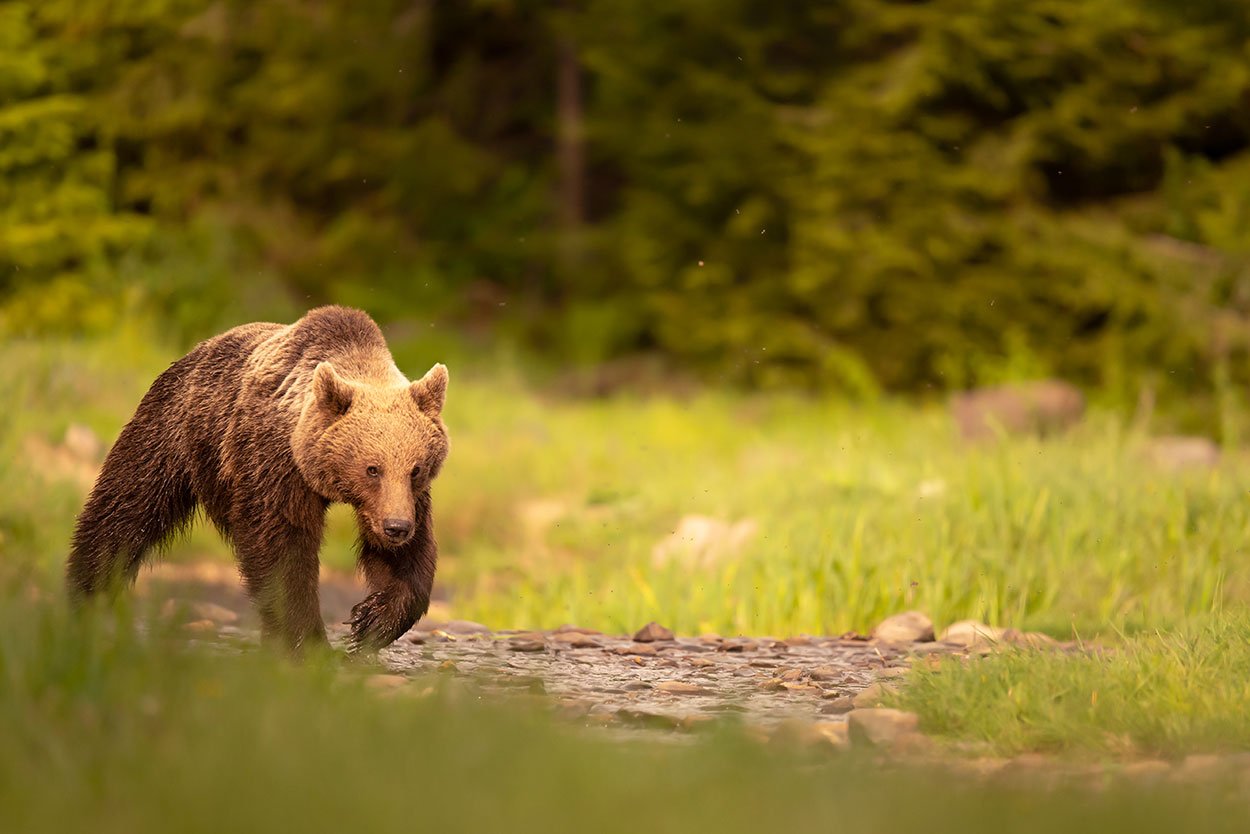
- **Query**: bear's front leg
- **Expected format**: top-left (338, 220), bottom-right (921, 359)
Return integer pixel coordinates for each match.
top-left (228, 499), bottom-right (329, 653)
top-left (348, 505), bottom-right (437, 653)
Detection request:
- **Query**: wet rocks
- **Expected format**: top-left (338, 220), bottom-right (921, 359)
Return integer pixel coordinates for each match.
top-left (161, 591), bottom-right (957, 749)
top-left (370, 622), bottom-right (918, 738)
top-left (872, 611), bottom-right (934, 644)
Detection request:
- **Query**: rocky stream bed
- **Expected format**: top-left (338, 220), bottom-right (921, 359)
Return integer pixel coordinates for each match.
top-left (359, 619), bottom-right (960, 737)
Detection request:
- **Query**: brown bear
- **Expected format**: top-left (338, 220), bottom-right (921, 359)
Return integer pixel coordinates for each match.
top-left (66, 306), bottom-right (450, 653)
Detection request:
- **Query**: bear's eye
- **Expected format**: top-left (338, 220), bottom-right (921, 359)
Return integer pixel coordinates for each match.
top-left (410, 465), bottom-right (422, 479)
top-left (366, 466), bottom-right (380, 478)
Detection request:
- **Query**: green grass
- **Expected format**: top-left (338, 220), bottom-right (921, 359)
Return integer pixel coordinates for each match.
top-left (897, 617), bottom-right (1250, 759)
top-left (7, 330), bottom-right (1250, 766)
top-left (441, 391), bottom-right (1248, 638)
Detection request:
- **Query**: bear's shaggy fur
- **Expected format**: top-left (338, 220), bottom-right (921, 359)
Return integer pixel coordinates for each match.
top-left (66, 306), bottom-right (450, 653)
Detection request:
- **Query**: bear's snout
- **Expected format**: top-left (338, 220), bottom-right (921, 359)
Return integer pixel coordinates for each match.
top-left (382, 517), bottom-right (414, 544)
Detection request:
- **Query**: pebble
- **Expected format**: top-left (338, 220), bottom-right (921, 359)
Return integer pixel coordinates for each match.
top-left (820, 696), bottom-right (855, 714)
top-left (554, 624), bottom-right (603, 635)
top-left (940, 620), bottom-right (1005, 648)
top-left (852, 682), bottom-right (897, 707)
top-left (872, 611), bottom-right (935, 644)
top-left (847, 708), bottom-right (922, 748)
top-left (549, 632), bottom-right (603, 648)
top-left (632, 622), bottom-right (675, 642)
top-left (656, 680), bottom-right (712, 695)
top-left (781, 682), bottom-right (822, 693)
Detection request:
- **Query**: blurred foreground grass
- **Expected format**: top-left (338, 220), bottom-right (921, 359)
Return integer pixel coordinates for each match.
top-left (2, 593), bottom-right (1250, 834)
top-left (4, 328), bottom-right (1247, 638)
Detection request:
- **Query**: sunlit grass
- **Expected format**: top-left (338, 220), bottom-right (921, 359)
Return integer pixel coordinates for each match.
top-left (435, 384), bottom-right (1248, 638)
top-left (897, 616), bottom-right (1250, 758)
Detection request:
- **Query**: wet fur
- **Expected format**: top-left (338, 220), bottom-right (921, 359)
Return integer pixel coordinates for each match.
top-left (66, 306), bottom-right (450, 654)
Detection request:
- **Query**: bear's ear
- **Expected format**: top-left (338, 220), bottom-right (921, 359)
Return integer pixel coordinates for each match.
top-left (411, 363), bottom-right (448, 416)
top-left (313, 362), bottom-right (354, 416)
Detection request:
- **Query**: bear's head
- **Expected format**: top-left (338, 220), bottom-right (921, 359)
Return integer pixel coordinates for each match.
top-left (293, 361), bottom-right (449, 549)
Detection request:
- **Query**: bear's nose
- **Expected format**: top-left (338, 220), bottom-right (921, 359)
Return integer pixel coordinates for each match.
top-left (382, 518), bottom-right (413, 541)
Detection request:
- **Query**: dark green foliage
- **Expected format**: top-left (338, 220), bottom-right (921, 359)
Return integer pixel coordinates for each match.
top-left (4, 0), bottom-right (1250, 410)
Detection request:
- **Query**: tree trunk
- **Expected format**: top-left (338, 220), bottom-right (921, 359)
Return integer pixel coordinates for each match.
top-left (556, 33), bottom-right (585, 270)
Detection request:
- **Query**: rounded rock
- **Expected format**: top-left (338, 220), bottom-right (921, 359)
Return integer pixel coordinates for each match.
top-left (872, 611), bottom-right (935, 644)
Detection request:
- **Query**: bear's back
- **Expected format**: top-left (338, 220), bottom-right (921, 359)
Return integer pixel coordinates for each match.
top-left (183, 308), bottom-right (393, 505)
